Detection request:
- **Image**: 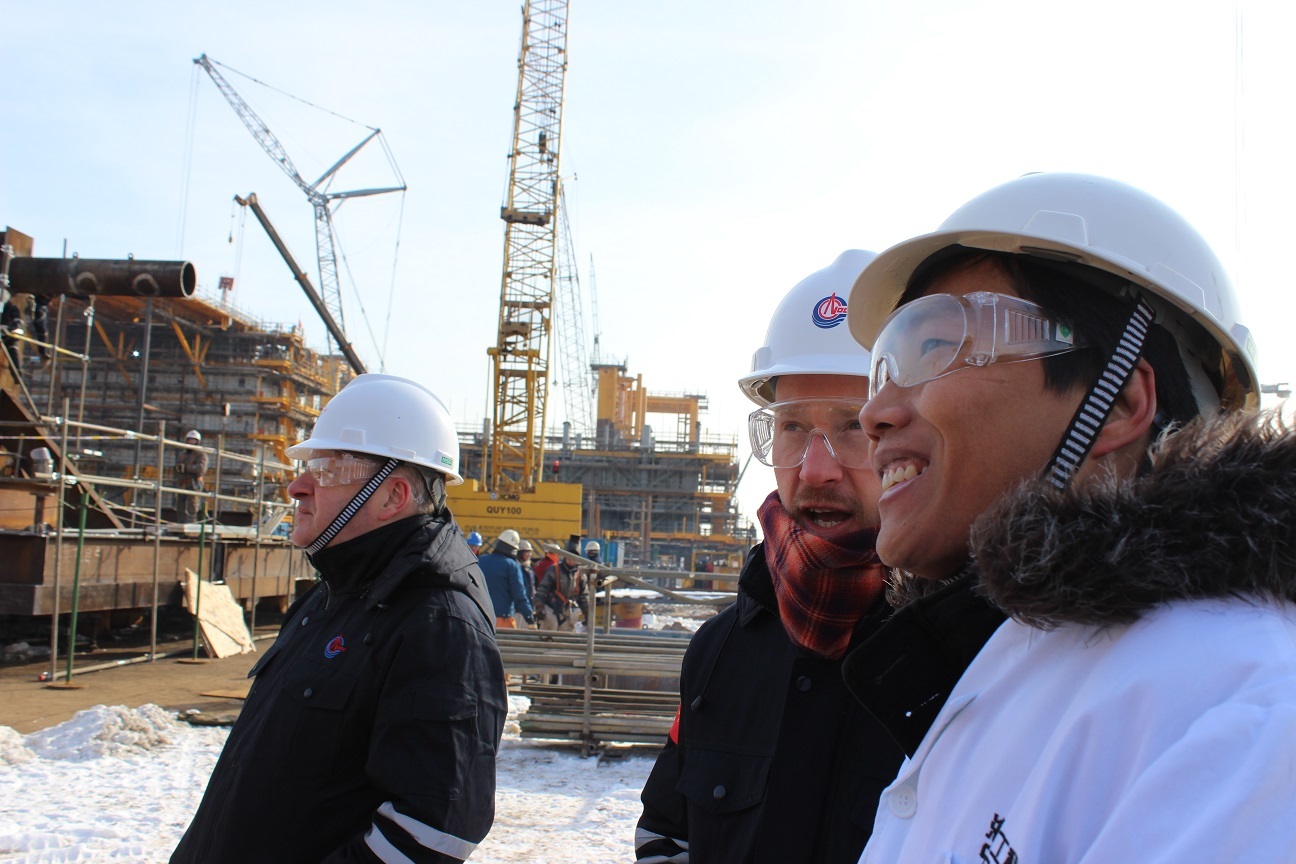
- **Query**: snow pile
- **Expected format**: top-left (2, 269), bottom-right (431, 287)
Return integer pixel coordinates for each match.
top-left (0, 700), bottom-right (658, 863)
top-left (24, 704), bottom-right (178, 761)
top-left (0, 726), bottom-right (33, 766)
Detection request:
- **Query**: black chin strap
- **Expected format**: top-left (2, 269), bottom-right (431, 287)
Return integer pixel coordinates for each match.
top-left (305, 458), bottom-right (400, 558)
top-left (1045, 297), bottom-right (1156, 489)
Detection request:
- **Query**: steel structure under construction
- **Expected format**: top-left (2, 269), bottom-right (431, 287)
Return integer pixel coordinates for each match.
top-left (458, 359), bottom-right (754, 571)
top-left (21, 286), bottom-right (350, 520)
top-left (0, 229), bottom-right (309, 675)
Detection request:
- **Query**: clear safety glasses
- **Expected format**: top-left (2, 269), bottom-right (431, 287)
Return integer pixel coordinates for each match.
top-left (304, 452), bottom-right (381, 488)
top-left (869, 291), bottom-right (1084, 399)
top-left (748, 398), bottom-right (872, 470)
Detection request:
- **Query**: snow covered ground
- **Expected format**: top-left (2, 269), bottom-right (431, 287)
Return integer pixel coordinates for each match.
top-left (0, 697), bottom-right (658, 863)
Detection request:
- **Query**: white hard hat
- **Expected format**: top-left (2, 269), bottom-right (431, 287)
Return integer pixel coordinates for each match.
top-left (848, 173), bottom-right (1258, 411)
top-left (496, 529), bottom-right (520, 551)
top-left (286, 373), bottom-right (464, 483)
top-left (517, 539), bottom-right (533, 552)
top-left (740, 250), bottom-right (877, 406)
top-left (184, 430), bottom-right (202, 442)
top-left (584, 540), bottom-right (600, 553)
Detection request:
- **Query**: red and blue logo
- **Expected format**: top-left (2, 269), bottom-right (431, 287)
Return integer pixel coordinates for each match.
top-left (324, 635), bottom-right (347, 659)
top-left (812, 293), bottom-right (848, 329)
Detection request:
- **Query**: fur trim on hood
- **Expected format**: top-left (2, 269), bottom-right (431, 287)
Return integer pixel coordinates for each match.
top-left (971, 409), bottom-right (1296, 629)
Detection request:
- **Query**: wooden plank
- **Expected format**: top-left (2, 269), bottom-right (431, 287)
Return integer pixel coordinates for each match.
top-left (181, 569), bottom-right (255, 658)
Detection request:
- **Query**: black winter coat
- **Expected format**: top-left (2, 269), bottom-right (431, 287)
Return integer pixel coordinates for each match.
top-left (171, 514), bottom-right (507, 864)
top-left (636, 544), bottom-right (904, 864)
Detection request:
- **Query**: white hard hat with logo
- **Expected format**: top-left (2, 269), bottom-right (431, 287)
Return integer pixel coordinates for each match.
top-left (848, 173), bottom-right (1258, 412)
top-left (287, 373), bottom-right (463, 483)
top-left (584, 540), bottom-right (601, 554)
top-left (184, 430), bottom-right (202, 442)
top-left (740, 250), bottom-right (877, 407)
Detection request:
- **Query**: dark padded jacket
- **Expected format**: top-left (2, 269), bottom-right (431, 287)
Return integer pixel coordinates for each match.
top-left (171, 514), bottom-right (507, 864)
top-left (636, 544), bottom-right (905, 864)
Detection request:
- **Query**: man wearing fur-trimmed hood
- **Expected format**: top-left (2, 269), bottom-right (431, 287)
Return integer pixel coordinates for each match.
top-left (841, 173), bottom-right (1296, 862)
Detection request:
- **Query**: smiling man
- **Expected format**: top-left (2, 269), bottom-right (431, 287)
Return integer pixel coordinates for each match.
top-left (172, 373), bottom-right (506, 864)
top-left (842, 173), bottom-right (1296, 862)
top-left (636, 251), bottom-right (904, 864)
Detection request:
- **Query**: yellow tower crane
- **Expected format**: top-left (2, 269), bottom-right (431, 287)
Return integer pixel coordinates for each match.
top-left (489, 0), bottom-right (571, 495)
top-left (447, 0), bottom-right (583, 542)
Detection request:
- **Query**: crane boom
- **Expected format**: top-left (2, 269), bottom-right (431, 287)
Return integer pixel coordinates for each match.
top-left (194, 54), bottom-right (317, 202)
top-left (488, 0), bottom-right (571, 494)
top-left (195, 54), bottom-right (406, 364)
top-left (235, 194), bottom-right (366, 374)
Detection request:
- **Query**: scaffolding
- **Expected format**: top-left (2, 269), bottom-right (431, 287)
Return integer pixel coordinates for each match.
top-left (22, 289), bottom-right (351, 515)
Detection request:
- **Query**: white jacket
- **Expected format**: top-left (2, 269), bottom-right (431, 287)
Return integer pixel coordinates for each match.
top-left (849, 413), bottom-right (1296, 863)
top-left (859, 600), bottom-right (1296, 863)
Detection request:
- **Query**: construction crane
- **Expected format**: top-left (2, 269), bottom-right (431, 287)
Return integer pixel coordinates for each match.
top-left (488, 0), bottom-right (572, 495)
top-left (194, 54), bottom-right (405, 370)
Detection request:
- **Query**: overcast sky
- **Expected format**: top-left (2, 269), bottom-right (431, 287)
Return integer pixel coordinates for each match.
top-left (3, 1), bottom-right (1293, 525)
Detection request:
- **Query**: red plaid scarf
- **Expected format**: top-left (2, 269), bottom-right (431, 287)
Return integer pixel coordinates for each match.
top-left (758, 490), bottom-right (886, 660)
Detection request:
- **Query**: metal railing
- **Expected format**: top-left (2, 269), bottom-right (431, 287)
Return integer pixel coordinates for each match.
top-left (0, 401), bottom-right (299, 683)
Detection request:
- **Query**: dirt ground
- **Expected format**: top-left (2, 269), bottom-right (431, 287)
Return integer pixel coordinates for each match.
top-left (0, 616), bottom-right (278, 735)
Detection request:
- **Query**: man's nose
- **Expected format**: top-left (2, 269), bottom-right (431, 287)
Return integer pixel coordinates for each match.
top-left (287, 472), bottom-right (313, 500)
top-left (799, 432), bottom-right (842, 483)
top-left (860, 381), bottom-right (907, 442)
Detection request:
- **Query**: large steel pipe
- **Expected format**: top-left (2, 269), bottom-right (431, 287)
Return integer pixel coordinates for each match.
top-left (7, 258), bottom-right (197, 298)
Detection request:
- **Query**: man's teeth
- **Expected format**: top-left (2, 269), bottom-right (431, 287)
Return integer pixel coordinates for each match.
top-left (881, 463), bottom-right (921, 492)
top-left (809, 511), bottom-right (844, 528)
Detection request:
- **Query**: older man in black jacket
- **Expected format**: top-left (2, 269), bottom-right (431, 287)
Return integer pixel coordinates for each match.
top-left (172, 374), bottom-right (506, 864)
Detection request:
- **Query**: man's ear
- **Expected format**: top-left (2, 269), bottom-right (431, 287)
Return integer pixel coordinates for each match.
top-left (1090, 358), bottom-right (1157, 461)
top-left (374, 474), bottom-right (415, 521)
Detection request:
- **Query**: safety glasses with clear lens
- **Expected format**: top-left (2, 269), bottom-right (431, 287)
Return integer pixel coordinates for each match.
top-left (869, 291), bottom-right (1084, 399)
top-left (748, 398), bottom-right (872, 470)
top-left (305, 452), bottom-right (381, 487)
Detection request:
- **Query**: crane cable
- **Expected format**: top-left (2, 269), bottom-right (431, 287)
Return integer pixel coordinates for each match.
top-left (380, 191), bottom-right (407, 373)
top-left (208, 56), bottom-right (376, 131)
top-left (176, 64), bottom-right (202, 258)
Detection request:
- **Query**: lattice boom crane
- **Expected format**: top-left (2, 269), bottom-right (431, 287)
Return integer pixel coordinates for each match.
top-left (194, 54), bottom-right (405, 368)
top-left (489, 0), bottom-right (571, 495)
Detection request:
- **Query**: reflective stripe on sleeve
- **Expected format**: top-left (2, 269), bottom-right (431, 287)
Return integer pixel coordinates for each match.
top-left (364, 801), bottom-right (479, 862)
top-left (635, 826), bottom-right (689, 863)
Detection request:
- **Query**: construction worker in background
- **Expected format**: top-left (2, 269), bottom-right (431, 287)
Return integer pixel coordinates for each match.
top-left (173, 430), bottom-right (208, 524)
top-left (171, 373), bottom-right (506, 864)
top-left (532, 543), bottom-right (560, 584)
top-left (535, 534), bottom-right (588, 631)
top-left (584, 539), bottom-right (601, 563)
top-left (637, 251), bottom-right (904, 864)
top-left (517, 539), bottom-right (537, 604)
top-left (466, 530), bottom-right (484, 556)
top-left (844, 173), bottom-right (1296, 861)
top-left (479, 529), bottom-right (534, 629)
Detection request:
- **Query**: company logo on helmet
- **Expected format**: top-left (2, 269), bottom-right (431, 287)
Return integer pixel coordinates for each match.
top-left (812, 293), bottom-right (848, 329)
top-left (324, 635), bottom-right (347, 658)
